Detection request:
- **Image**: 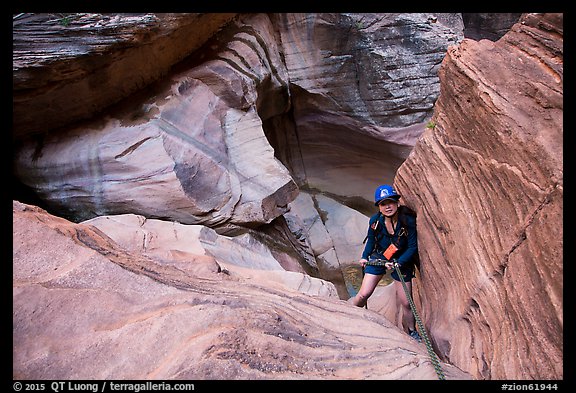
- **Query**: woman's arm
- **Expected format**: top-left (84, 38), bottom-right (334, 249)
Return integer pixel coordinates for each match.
top-left (361, 217), bottom-right (378, 260)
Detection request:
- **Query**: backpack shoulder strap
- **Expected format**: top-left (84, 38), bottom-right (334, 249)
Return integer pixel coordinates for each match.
top-left (363, 212), bottom-right (383, 244)
top-left (370, 212), bottom-right (382, 229)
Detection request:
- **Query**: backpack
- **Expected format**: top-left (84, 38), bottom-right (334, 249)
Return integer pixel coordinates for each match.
top-left (363, 205), bottom-right (420, 269)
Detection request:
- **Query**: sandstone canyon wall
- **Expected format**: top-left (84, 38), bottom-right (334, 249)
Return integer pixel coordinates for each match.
top-left (394, 13), bottom-right (563, 380)
top-left (13, 12), bottom-right (463, 300)
top-left (13, 200), bottom-right (472, 380)
top-left (12, 12), bottom-right (562, 380)
top-left (12, 13), bottom-right (237, 139)
top-left (14, 13), bottom-right (462, 225)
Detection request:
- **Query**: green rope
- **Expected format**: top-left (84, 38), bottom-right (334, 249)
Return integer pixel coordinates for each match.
top-left (364, 259), bottom-right (446, 380)
top-left (393, 262), bottom-right (446, 380)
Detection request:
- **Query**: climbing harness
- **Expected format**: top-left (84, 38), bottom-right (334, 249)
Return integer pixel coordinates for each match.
top-left (363, 258), bottom-right (447, 380)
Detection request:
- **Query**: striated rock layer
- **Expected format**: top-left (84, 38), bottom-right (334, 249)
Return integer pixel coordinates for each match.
top-left (13, 201), bottom-right (472, 380)
top-left (395, 13), bottom-right (563, 380)
top-left (14, 14), bottom-right (298, 230)
top-left (81, 213), bottom-right (338, 298)
top-left (12, 13), bottom-right (236, 139)
top-left (272, 13), bottom-right (463, 210)
top-left (13, 13), bottom-right (463, 226)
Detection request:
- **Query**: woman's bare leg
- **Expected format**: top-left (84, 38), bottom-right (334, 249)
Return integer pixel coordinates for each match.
top-left (351, 273), bottom-right (383, 307)
top-left (395, 280), bottom-right (415, 332)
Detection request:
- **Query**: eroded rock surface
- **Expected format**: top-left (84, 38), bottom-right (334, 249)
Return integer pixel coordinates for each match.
top-left (13, 13), bottom-right (463, 226)
top-left (14, 14), bottom-right (298, 230)
top-left (272, 13), bottom-right (463, 210)
top-left (82, 213), bottom-right (337, 298)
top-left (12, 13), bottom-right (236, 138)
top-left (13, 200), bottom-right (471, 380)
top-left (12, 12), bottom-right (561, 381)
top-left (394, 13), bottom-right (563, 380)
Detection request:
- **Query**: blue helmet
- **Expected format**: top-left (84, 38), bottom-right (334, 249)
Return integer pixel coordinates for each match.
top-left (374, 184), bottom-right (401, 205)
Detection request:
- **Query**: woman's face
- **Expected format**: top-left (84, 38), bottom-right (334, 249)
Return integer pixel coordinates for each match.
top-left (378, 199), bottom-right (399, 217)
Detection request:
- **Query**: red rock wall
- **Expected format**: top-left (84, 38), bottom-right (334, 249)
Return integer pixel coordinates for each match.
top-left (395, 13), bottom-right (563, 380)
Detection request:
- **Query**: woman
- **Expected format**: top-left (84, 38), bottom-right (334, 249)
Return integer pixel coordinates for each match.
top-left (350, 184), bottom-right (422, 342)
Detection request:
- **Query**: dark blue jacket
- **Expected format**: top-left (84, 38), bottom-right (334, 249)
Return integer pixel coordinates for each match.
top-left (361, 211), bottom-right (418, 267)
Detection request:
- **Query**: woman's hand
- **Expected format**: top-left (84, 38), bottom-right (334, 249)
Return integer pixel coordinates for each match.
top-left (359, 258), bottom-right (368, 268)
top-left (385, 261), bottom-right (395, 270)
